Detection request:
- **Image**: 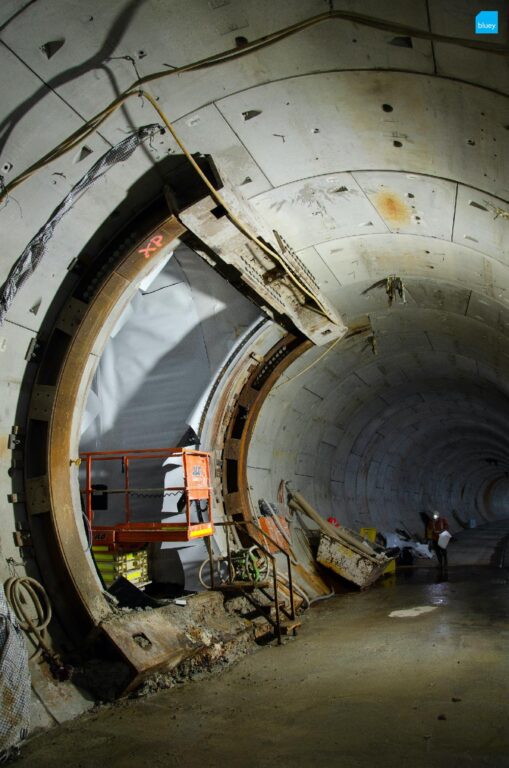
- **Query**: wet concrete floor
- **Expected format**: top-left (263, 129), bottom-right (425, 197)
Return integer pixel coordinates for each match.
top-left (21, 567), bottom-right (509, 768)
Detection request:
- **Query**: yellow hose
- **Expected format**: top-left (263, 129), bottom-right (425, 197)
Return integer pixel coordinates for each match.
top-left (140, 89), bottom-right (334, 322)
top-left (2, 9), bottom-right (505, 205)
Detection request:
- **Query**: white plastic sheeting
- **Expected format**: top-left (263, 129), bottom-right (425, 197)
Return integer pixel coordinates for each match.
top-left (81, 243), bottom-right (259, 449)
top-left (80, 242), bottom-right (260, 588)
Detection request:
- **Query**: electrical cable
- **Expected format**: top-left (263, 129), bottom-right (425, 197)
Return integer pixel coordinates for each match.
top-left (3, 82), bottom-right (334, 324)
top-left (2, 9), bottom-right (504, 201)
top-left (1, 10), bottom-right (505, 323)
top-left (272, 335), bottom-right (343, 390)
top-left (4, 575), bottom-right (72, 680)
top-left (1, 101), bottom-right (122, 195)
top-left (139, 89), bottom-right (333, 320)
top-left (0, 124), bottom-right (160, 324)
top-left (140, 280), bottom-right (184, 296)
top-left (309, 589), bottom-right (336, 605)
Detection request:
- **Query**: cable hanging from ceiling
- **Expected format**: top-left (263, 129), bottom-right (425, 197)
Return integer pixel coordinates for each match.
top-left (1, 9), bottom-right (507, 323)
top-left (1, 8), bottom-right (506, 205)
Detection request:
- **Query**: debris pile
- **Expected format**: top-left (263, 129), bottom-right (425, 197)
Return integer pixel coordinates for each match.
top-left (286, 489), bottom-right (395, 589)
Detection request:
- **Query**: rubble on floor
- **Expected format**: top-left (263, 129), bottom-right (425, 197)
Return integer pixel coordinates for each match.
top-left (76, 592), bottom-right (263, 702)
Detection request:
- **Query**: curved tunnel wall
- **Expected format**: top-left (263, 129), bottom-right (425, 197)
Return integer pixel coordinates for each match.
top-left (246, 318), bottom-right (509, 535)
top-left (0, 0), bottom-right (508, 647)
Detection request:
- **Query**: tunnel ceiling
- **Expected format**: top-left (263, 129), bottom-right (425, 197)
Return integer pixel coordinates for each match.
top-left (1, 1), bottom-right (509, 546)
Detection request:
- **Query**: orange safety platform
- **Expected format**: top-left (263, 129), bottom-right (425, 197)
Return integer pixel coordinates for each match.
top-left (80, 447), bottom-right (214, 549)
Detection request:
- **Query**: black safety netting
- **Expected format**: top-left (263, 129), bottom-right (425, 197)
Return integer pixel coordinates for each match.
top-left (0, 124), bottom-right (162, 324)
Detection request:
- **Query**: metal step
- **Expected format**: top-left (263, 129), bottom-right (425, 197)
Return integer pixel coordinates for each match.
top-left (258, 600), bottom-right (286, 614)
top-left (251, 616), bottom-right (274, 640)
top-left (280, 619), bottom-right (302, 636)
top-left (218, 580), bottom-right (271, 591)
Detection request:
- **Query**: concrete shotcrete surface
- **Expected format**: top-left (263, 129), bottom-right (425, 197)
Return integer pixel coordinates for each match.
top-left (20, 568), bottom-right (509, 768)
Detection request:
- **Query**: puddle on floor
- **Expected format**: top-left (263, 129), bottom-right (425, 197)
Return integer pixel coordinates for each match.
top-left (389, 605), bottom-right (438, 618)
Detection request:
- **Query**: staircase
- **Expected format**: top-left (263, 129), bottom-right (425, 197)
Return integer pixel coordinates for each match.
top-left (210, 520), bottom-right (301, 644)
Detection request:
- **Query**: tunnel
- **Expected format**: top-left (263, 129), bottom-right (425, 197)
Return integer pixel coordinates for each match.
top-left (0, 1), bottom-right (508, 765)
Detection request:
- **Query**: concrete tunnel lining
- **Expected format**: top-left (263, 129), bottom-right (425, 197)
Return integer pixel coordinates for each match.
top-left (0, 0), bottom-right (509, 742)
top-left (15, 198), bottom-right (504, 632)
top-left (246, 313), bottom-right (509, 535)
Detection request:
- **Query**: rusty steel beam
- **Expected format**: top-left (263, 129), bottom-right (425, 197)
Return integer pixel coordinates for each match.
top-left (25, 216), bottom-right (185, 642)
top-left (221, 334), bottom-right (312, 530)
top-left (177, 179), bottom-right (347, 346)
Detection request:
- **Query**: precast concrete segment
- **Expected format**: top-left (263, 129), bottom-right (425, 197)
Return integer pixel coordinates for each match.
top-left (346, 431), bottom-right (509, 528)
top-left (342, 409), bottom-right (509, 469)
top-left (250, 403), bottom-right (509, 531)
top-left (400, 444), bottom-right (509, 519)
top-left (215, 72), bottom-right (509, 194)
top-left (397, 433), bottom-right (509, 497)
top-left (351, 415), bottom-right (509, 499)
top-left (483, 476), bottom-right (509, 519)
top-left (263, 341), bottom-right (509, 417)
top-left (274, 335), bottom-right (509, 411)
top-left (255, 366), bottom-right (509, 452)
top-left (247, 315), bottom-right (509, 535)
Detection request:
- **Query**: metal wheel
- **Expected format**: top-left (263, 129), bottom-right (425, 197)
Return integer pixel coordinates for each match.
top-left (245, 546), bottom-right (270, 583)
top-left (198, 555), bottom-right (233, 589)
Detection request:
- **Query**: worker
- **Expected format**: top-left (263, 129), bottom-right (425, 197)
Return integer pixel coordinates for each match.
top-left (426, 511), bottom-right (449, 571)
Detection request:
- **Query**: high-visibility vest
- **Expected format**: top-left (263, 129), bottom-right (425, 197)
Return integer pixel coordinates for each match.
top-left (426, 517), bottom-right (449, 542)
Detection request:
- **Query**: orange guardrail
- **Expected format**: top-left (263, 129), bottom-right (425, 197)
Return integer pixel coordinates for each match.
top-left (80, 447), bottom-right (214, 548)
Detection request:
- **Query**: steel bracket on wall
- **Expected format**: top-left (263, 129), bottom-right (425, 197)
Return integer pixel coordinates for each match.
top-left (176, 176), bottom-right (347, 346)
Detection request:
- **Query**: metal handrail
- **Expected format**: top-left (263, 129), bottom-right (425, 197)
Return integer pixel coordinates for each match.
top-left (243, 519), bottom-right (296, 622)
top-left (80, 447), bottom-right (214, 546)
top-left (214, 519), bottom-right (296, 644)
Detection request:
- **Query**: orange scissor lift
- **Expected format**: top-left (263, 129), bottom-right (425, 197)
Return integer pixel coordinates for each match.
top-left (81, 447), bottom-right (214, 550)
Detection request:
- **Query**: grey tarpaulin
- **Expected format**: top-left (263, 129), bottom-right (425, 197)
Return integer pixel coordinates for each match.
top-left (79, 243), bottom-right (261, 588)
top-left (0, 583), bottom-right (30, 758)
top-left (0, 123), bottom-right (163, 325)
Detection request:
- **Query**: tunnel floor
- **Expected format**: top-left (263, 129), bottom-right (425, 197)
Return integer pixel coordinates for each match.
top-left (20, 564), bottom-right (509, 768)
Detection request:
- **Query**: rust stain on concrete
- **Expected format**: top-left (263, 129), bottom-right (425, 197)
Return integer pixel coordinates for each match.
top-left (374, 190), bottom-right (411, 227)
top-left (0, 435), bottom-right (9, 462)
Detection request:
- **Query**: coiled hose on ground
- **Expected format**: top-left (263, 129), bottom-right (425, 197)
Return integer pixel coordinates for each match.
top-left (4, 576), bottom-right (53, 661)
top-left (4, 575), bottom-right (72, 679)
